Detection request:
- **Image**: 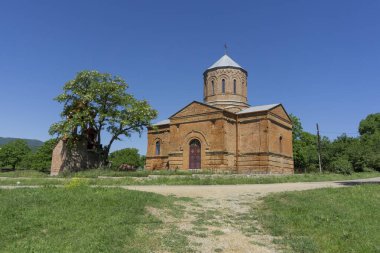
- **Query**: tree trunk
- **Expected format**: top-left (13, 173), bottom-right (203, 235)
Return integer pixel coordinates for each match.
top-left (102, 146), bottom-right (111, 167)
top-left (103, 134), bottom-right (118, 166)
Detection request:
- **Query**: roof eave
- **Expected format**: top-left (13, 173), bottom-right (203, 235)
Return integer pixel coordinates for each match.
top-left (203, 66), bottom-right (248, 76)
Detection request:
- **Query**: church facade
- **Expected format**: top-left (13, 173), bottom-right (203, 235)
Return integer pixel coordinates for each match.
top-left (145, 54), bottom-right (294, 174)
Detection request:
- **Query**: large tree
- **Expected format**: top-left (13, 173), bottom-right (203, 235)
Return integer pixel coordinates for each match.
top-left (0, 140), bottom-right (31, 169)
top-left (49, 70), bottom-right (157, 163)
top-left (358, 113), bottom-right (380, 171)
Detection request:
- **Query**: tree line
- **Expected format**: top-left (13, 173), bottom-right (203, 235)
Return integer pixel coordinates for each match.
top-left (291, 113), bottom-right (379, 174)
top-left (0, 139), bottom-right (145, 172)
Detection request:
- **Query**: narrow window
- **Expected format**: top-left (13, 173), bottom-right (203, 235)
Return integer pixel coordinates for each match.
top-left (233, 79), bottom-right (236, 94)
top-left (155, 141), bottom-right (160, 155)
top-left (212, 80), bottom-right (215, 95)
top-left (279, 136), bottom-right (283, 153)
top-left (222, 79), bottom-right (225, 94)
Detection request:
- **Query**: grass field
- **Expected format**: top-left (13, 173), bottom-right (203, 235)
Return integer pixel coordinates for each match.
top-left (257, 184), bottom-right (380, 253)
top-left (0, 186), bottom-right (191, 253)
top-left (1, 172), bottom-right (379, 252)
top-left (0, 171), bottom-right (379, 187)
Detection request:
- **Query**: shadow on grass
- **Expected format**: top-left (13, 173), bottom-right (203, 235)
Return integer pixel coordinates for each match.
top-left (336, 180), bottom-right (380, 186)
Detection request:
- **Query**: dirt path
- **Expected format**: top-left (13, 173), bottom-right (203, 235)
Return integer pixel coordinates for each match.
top-left (126, 177), bottom-right (380, 253)
top-left (123, 177), bottom-right (380, 198)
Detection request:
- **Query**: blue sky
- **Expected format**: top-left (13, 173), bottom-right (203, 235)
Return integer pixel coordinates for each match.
top-left (0, 0), bottom-right (379, 154)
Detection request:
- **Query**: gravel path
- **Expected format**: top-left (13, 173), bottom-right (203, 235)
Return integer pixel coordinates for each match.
top-left (123, 177), bottom-right (380, 198)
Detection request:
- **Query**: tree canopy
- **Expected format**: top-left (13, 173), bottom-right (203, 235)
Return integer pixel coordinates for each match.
top-left (291, 112), bottom-right (380, 174)
top-left (49, 71), bottom-right (157, 161)
top-left (0, 140), bottom-right (30, 169)
top-left (359, 113), bottom-right (380, 136)
top-left (20, 139), bottom-right (58, 172)
top-left (109, 148), bottom-right (145, 169)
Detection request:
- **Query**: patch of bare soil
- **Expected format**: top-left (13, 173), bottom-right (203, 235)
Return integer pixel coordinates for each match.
top-left (144, 196), bottom-right (272, 252)
top-left (147, 194), bottom-right (278, 253)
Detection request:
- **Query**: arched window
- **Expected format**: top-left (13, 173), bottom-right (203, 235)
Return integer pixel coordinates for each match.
top-left (233, 79), bottom-right (236, 94)
top-left (155, 141), bottom-right (160, 155)
top-left (222, 79), bottom-right (225, 94)
top-left (212, 80), bottom-right (215, 95)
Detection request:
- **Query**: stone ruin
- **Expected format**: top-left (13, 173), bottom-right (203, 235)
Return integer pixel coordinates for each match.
top-left (50, 128), bottom-right (102, 176)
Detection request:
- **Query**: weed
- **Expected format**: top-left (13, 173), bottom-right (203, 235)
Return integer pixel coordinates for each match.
top-left (211, 230), bottom-right (225, 236)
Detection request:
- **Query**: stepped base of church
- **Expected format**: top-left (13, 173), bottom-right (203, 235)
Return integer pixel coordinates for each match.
top-left (145, 153), bottom-right (293, 174)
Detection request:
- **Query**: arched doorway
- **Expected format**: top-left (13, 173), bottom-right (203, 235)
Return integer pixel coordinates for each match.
top-left (189, 139), bottom-right (201, 169)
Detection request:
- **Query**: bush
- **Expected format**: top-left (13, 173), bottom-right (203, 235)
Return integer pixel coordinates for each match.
top-left (330, 157), bottom-right (353, 175)
top-left (109, 148), bottom-right (144, 170)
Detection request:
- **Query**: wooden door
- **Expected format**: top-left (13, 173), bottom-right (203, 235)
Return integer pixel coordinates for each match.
top-left (189, 139), bottom-right (201, 169)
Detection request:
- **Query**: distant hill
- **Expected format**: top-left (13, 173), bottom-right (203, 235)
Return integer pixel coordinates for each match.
top-left (0, 137), bottom-right (44, 149)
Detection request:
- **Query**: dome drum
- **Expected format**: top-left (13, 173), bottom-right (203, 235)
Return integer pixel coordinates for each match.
top-left (203, 54), bottom-right (249, 112)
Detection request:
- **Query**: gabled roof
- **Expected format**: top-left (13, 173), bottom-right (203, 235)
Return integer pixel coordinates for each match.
top-left (169, 101), bottom-right (222, 119)
top-left (237, 103), bottom-right (292, 122)
top-left (152, 119), bottom-right (170, 126)
top-left (152, 101), bottom-right (223, 126)
top-left (208, 54), bottom-right (243, 69)
top-left (237, 104), bottom-right (280, 114)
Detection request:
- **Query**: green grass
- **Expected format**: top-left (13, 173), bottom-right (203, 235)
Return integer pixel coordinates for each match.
top-left (162, 226), bottom-right (195, 253)
top-left (211, 230), bottom-right (225, 236)
top-left (0, 171), bottom-right (379, 186)
top-left (0, 186), bottom-right (186, 253)
top-left (62, 168), bottom-right (213, 178)
top-left (0, 168), bottom-right (212, 178)
top-left (0, 170), bottom-right (49, 178)
top-left (257, 184), bottom-right (380, 253)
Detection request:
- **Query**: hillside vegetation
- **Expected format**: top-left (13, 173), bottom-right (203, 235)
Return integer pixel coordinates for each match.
top-left (0, 137), bottom-right (43, 149)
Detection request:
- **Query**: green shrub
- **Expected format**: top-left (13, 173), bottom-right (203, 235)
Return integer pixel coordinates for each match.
top-left (330, 157), bottom-right (353, 174)
top-left (64, 177), bottom-right (89, 188)
top-left (109, 148), bottom-right (144, 169)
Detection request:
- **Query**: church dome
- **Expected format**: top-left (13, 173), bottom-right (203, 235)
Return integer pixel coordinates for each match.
top-left (207, 54), bottom-right (244, 70)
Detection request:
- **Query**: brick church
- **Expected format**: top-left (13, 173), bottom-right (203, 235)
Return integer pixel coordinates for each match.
top-left (146, 53), bottom-right (294, 174)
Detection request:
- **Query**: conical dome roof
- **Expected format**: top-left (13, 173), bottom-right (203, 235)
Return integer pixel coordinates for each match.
top-left (208, 54), bottom-right (243, 70)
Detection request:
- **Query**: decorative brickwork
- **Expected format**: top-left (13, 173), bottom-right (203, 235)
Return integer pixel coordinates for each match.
top-left (146, 101), bottom-right (293, 174)
top-left (146, 54), bottom-right (294, 174)
top-left (204, 67), bottom-right (249, 113)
